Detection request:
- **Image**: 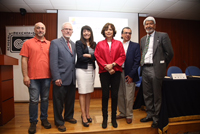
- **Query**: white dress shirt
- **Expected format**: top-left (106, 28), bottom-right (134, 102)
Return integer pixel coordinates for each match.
top-left (144, 31), bottom-right (155, 64)
top-left (122, 41), bottom-right (130, 68)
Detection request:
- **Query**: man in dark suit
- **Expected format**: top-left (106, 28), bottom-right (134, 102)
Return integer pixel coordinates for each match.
top-left (50, 22), bottom-right (76, 132)
top-left (140, 16), bottom-right (174, 128)
top-left (117, 27), bottom-right (141, 124)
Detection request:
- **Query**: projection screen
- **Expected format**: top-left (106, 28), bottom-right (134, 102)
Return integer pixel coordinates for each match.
top-left (58, 10), bottom-right (139, 87)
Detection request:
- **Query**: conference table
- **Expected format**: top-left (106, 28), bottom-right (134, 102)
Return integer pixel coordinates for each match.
top-left (133, 77), bottom-right (200, 133)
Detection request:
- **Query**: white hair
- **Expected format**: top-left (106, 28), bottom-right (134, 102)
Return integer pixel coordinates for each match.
top-left (143, 16), bottom-right (156, 26)
top-left (61, 22), bottom-right (73, 30)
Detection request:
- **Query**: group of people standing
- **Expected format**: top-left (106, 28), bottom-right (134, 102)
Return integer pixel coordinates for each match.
top-left (20, 16), bottom-right (174, 134)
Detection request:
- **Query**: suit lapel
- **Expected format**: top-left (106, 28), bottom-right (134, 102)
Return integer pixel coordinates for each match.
top-left (126, 41), bottom-right (132, 57)
top-left (60, 37), bottom-right (73, 55)
top-left (153, 31), bottom-right (159, 55)
top-left (142, 36), bottom-right (147, 50)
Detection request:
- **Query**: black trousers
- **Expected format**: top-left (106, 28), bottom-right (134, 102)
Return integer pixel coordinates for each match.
top-left (53, 82), bottom-right (76, 126)
top-left (100, 71), bottom-right (121, 120)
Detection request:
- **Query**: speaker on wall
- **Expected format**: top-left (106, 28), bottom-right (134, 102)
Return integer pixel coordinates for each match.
top-left (20, 8), bottom-right (26, 16)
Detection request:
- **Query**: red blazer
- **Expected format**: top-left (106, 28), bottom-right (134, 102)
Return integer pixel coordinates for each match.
top-left (94, 38), bottom-right (126, 74)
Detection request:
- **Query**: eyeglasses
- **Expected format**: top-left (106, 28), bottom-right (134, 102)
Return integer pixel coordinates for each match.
top-left (62, 28), bottom-right (73, 31)
top-left (123, 32), bottom-right (132, 35)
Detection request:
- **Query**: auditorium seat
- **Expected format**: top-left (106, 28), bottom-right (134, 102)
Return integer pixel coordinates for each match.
top-left (135, 66), bottom-right (142, 87)
top-left (185, 66), bottom-right (200, 76)
top-left (167, 66), bottom-right (182, 77)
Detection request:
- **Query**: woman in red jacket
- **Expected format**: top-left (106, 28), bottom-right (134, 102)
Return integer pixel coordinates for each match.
top-left (94, 23), bottom-right (126, 129)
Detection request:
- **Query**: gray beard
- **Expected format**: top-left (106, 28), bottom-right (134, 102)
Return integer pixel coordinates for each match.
top-left (146, 29), bottom-right (154, 34)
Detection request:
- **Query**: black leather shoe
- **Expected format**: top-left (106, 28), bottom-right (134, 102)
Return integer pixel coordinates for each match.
top-left (151, 121), bottom-right (158, 128)
top-left (87, 117), bottom-right (92, 123)
top-left (81, 116), bottom-right (89, 127)
top-left (41, 119), bottom-right (51, 129)
top-left (28, 122), bottom-right (36, 134)
top-left (112, 120), bottom-right (118, 128)
top-left (102, 119), bottom-right (107, 129)
top-left (140, 117), bottom-right (153, 122)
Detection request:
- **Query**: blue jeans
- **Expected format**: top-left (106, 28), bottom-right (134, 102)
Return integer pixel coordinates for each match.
top-left (28, 78), bottom-right (51, 123)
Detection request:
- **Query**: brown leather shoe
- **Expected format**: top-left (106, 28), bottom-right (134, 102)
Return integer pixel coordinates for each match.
top-left (57, 125), bottom-right (66, 132)
top-left (126, 118), bottom-right (132, 124)
top-left (41, 119), bottom-right (51, 129)
top-left (116, 115), bottom-right (126, 119)
top-left (65, 118), bottom-right (77, 124)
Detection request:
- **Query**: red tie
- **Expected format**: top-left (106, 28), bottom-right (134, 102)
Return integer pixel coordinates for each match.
top-left (67, 41), bottom-right (73, 54)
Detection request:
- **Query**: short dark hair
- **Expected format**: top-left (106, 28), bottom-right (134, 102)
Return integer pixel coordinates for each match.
top-left (80, 25), bottom-right (96, 49)
top-left (121, 27), bottom-right (132, 39)
top-left (121, 27), bottom-right (131, 34)
top-left (101, 23), bottom-right (116, 38)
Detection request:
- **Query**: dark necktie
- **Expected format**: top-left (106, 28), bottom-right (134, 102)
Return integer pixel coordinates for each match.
top-left (141, 35), bottom-right (151, 66)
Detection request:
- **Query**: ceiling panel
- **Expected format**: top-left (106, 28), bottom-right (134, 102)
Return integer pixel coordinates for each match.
top-left (24, 0), bottom-right (52, 5)
top-left (0, 0), bottom-right (25, 4)
top-left (53, 6), bottom-right (76, 10)
top-left (50, 0), bottom-right (76, 5)
top-left (139, 9), bottom-right (161, 17)
top-left (155, 11), bottom-right (180, 19)
top-left (0, 0), bottom-right (199, 20)
top-left (123, 0), bottom-right (153, 9)
top-left (0, 4), bottom-right (10, 12)
top-left (144, 0), bottom-right (177, 11)
top-left (3, 4), bottom-right (33, 12)
top-left (28, 5), bottom-right (54, 12)
top-left (120, 8), bottom-right (142, 13)
top-left (165, 1), bottom-right (197, 13)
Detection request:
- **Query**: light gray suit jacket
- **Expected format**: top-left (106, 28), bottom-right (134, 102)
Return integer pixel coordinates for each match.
top-left (141, 31), bottom-right (174, 79)
top-left (50, 37), bottom-right (76, 85)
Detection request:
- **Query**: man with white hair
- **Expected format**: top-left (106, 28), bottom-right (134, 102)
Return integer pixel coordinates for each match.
top-left (140, 16), bottom-right (174, 128)
top-left (50, 22), bottom-right (76, 132)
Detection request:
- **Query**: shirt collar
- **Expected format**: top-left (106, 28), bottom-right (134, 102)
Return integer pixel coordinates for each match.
top-left (147, 31), bottom-right (155, 37)
top-left (62, 36), bottom-right (70, 43)
top-left (34, 36), bottom-right (47, 43)
top-left (123, 40), bottom-right (130, 45)
top-left (105, 38), bottom-right (114, 43)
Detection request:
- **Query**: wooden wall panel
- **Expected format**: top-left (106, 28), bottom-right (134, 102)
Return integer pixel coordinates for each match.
top-left (139, 17), bottom-right (200, 73)
top-left (0, 13), bottom-right (57, 54)
top-left (0, 12), bottom-right (57, 100)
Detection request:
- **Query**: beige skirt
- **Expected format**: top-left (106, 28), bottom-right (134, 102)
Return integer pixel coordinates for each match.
top-left (76, 65), bottom-right (95, 94)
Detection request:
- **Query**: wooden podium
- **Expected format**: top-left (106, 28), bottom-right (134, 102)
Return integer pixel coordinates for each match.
top-left (0, 55), bottom-right (18, 125)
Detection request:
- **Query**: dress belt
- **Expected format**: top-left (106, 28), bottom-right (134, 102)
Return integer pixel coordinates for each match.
top-left (143, 64), bottom-right (153, 67)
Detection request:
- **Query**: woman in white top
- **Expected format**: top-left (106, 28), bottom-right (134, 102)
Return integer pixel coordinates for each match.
top-left (75, 25), bottom-right (96, 127)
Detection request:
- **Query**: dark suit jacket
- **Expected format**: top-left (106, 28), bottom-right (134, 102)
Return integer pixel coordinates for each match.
top-left (141, 31), bottom-right (174, 79)
top-left (75, 40), bottom-right (96, 69)
top-left (49, 37), bottom-right (76, 85)
top-left (124, 41), bottom-right (141, 82)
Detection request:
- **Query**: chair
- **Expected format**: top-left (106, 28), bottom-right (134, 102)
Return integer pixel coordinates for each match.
top-left (135, 66), bottom-right (142, 87)
top-left (167, 66), bottom-right (182, 77)
top-left (185, 66), bottom-right (200, 76)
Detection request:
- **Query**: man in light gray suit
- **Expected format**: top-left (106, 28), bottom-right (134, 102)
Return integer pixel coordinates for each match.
top-left (50, 22), bottom-right (76, 132)
top-left (140, 16), bottom-right (174, 128)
